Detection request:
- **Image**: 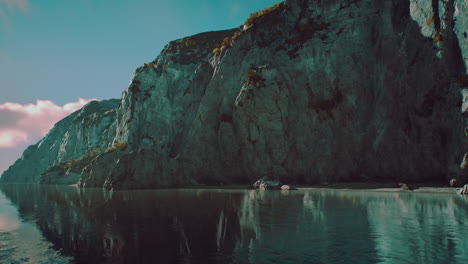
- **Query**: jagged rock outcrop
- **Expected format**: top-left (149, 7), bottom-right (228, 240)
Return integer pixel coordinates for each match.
top-left (2, 0), bottom-right (468, 189)
top-left (79, 29), bottom-right (239, 189)
top-left (0, 99), bottom-right (119, 183)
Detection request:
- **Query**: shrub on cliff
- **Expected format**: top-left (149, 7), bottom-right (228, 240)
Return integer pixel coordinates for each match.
top-left (106, 142), bottom-right (126, 153)
top-left (60, 147), bottom-right (102, 171)
top-left (243, 2), bottom-right (280, 29)
top-left (212, 2), bottom-right (280, 55)
top-left (213, 47), bottom-right (221, 54)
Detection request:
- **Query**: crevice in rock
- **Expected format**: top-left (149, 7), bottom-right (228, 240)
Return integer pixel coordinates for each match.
top-left (444, 0), bottom-right (467, 78)
top-left (431, 0), bottom-right (441, 32)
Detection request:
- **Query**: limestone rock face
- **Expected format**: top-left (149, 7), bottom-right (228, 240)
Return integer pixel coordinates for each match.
top-left (0, 99), bottom-right (119, 183)
top-left (3, 0), bottom-right (468, 188)
top-left (453, 0), bottom-right (468, 71)
top-left (113, 29), bottom-right (237, 152)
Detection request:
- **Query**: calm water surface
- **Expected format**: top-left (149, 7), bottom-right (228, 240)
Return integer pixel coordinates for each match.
top-left (1, 184), bottom-right (468, 264)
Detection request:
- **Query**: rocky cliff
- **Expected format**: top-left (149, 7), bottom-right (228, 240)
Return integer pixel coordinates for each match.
top-left (2, 0), bottom-right (468, 188)
top-left (0, 99), bottom-right (119, 183)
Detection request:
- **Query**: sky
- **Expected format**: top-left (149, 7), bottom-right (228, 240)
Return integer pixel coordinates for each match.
top-left (0, 0), bottom-right (280, 174)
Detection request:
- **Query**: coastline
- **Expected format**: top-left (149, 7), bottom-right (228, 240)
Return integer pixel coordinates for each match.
top-left (4, 181), bottom-right (449, 194)
top-left (183, 182), bottom-right (462, 194)
top-left (295, 182), bottom-right (460, 194)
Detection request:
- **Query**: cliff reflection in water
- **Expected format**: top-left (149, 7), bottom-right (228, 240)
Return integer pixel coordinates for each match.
top-left (1, 185), bottom-right (468, 264)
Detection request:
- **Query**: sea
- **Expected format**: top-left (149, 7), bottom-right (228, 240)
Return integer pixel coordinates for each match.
top-left (1, 184), bottom-right (467, 264)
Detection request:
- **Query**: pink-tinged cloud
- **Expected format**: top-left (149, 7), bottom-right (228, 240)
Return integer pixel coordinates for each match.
top-left (0, 0), bottom-right (29, 23)
top-left (0, 129), bottom-right (28, 148)
top-left (0, 210), bottom-right (19, 232)
top-left (0, 0), bottom-right (28, 12)
top-left (0, 98), bottom-right (97, 148)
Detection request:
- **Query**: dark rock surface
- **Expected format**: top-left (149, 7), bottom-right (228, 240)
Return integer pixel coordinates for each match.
top-left (2, 0), bottom-right (468, 188)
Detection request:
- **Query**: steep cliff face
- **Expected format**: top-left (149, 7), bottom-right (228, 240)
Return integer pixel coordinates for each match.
top-left (79, 0), bottom-right (468, 189)
top-left (0, 99), bottom-right (119, 183)
top-left (79, 29), bottom-right (239, 189)
top-left (186, 0), bottom-right (467, 184)
top-left (3, 0), bottom-right (468, 188)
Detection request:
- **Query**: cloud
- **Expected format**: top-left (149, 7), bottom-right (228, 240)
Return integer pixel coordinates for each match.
top-left (0, 0), bottom-right (28, 12)
top-left (0, 98), bottom-right (97, 148)
top-left (0, 209), bottom-right (20, 232)
top-left (0, 110), bottom-right (22, 129)
top-left (0, 0), bottom-right (29, 24)
top-left (0, 129), bottom-right (28, 148)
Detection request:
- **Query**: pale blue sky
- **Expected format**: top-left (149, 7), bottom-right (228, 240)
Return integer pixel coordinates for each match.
top-left (1, 0), bottom-right (279, 104)
top-left (0, 0), bottom-right (280, 174)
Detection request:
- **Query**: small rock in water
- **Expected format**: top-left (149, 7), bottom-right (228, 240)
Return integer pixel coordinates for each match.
top-left (459, 184), bottom-right (468, 195)
top-left (450, 178), bottom-right (458, 187)
top-left (253, 177), bottom-right (268, 189)
top-left (254, 178), bottom-right (282, 190)
top-left (281, 185), bottom-right (290, 190)
top-left (398, 183), bottom-right (413, 191)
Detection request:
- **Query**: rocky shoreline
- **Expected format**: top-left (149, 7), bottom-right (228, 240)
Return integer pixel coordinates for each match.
top-left (178, 182), bottom-right (461, 194)
top-left (296, 183), bottom-right (460, 194)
